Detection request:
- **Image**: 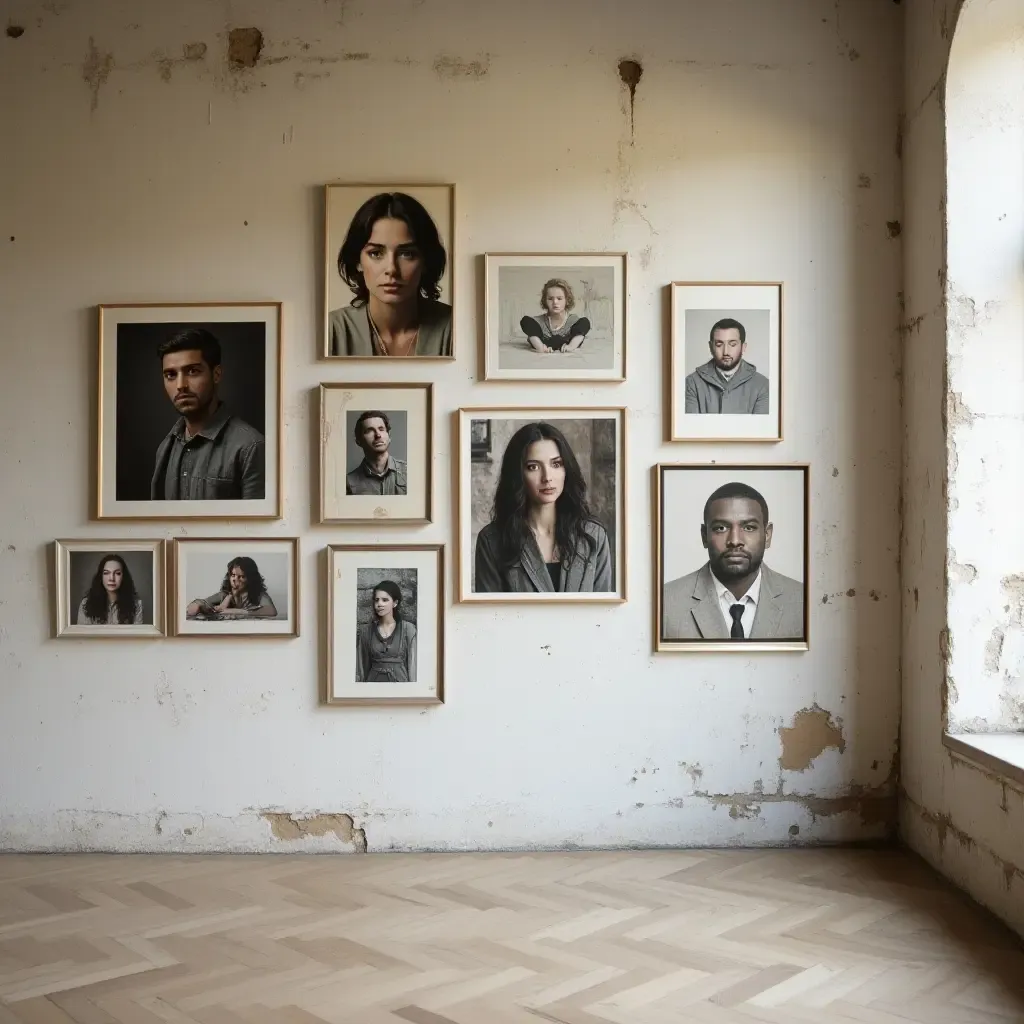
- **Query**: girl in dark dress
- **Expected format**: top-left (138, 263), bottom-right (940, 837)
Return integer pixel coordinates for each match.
top-left (356, 580), bottom-right (417, 682)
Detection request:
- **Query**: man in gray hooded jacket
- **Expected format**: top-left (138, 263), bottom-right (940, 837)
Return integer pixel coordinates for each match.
top-left (683, 317), bottom-right (769, 414)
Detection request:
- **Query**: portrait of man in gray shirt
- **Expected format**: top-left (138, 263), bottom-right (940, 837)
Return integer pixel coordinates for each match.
top-left (346, 410), bottom-right (408, 496)
top-left (151, 327), bottom-right (265, 500)
top-left (683, 317), bottom-right (769, 415)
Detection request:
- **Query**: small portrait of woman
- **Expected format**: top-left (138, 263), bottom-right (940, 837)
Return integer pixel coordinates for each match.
top-left (76, 553), bottom-right (144, 625)
top-left (325, 185), bottom-right (454, 359)
top-left (56, 540), bottom-right (162, 637)
top-left (474, 422), bottom-right (613, 595)
top-left (520, 279), bottom-right (592, 355)
top-left (185, 556), bottom-right (279, 620)
top-left (355, 578), bottom-right (417, 683)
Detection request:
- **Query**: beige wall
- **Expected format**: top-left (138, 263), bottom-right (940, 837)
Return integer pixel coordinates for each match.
top-left (0, 0), bottom-right (904, 853)
top-left (901, 0), bottom-right (1024, 936)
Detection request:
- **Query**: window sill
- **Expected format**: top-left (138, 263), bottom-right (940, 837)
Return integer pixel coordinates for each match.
top-left (944, 733), bottom-right (1024, 792)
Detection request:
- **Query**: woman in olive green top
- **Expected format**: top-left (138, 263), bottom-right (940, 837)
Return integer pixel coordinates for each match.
top-left (330, 191), bottom-right (453, 358)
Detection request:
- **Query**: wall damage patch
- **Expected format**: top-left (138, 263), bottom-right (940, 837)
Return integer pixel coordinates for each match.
top-left (82, 37), bottom-right (114, 111)
top-left (262, 812), bottom-right (367, 852)
top-left (778, 704), bottom-right (846, 771)
top-left (228, 28), bottom-right (264, 69)
top-left (433, 55), bottom-right (490, 79)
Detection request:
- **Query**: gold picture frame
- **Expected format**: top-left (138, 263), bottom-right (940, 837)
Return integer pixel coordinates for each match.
top-left (96, 301), bottom-right (284, 520)
top-left (324, 544), bottom-right (445, 706)
top-left (322, 183), bottom-right (456, 361)
top-left (482, 252), bottom-right (628, 382)
top-left (170, 537), bottom-right (299, 638)
top-left (668, 281), bottom-right (784, 443)
top-left (319, 382), bottom-right (433, 525)
top-left (54, 539), bottom-right (166, 638)
top-left (654, 463), bottom-right (810, 652)
top-left (456, 406), bottom-right (627, 604)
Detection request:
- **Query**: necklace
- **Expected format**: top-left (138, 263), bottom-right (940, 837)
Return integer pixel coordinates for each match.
top-left (368, 311), bottom-right (419, 357)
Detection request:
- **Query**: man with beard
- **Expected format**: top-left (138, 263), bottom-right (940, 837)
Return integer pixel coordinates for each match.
top-left (683, 317), bottom-right (769, 414)
top-left (151, 328), bottom-right (265, 500)
top-left (346, 410), bottom-right (407, 495)
top-left (662, 482), bottom-right (803, 640)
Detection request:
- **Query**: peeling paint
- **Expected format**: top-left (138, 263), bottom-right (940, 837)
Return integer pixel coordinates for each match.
top-left (228, 27), bottom-right (263, 69)
top-left (82, 37), bottom-right (114, 111)
top-left (262, 812), bottom-right (367, 852)
top-left (946, 391), bottom-right (977, 426)
top-left (1001, 573), bottom-right (1024, 625)
top-left (433, 54), bottom-right (490, 79)
top-left (984, 627), bottom-right (1005, 673)
top-left (779, 705), bottom-right (846, 771)
top-left (678, 761), bottom-right (703, 784)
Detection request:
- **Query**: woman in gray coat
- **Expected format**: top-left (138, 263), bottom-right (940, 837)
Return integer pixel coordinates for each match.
top-left (474, 422), bottom-right (612, 594)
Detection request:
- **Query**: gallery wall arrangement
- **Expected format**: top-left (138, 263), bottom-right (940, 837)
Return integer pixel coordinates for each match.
top-left (57, 181), bottom-right (811, 705)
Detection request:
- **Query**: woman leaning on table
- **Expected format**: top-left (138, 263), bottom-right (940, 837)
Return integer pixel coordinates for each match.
top-left (329, 191), bottom-right (452, 358)
top-left (474, 422), bottom-right (612, 594)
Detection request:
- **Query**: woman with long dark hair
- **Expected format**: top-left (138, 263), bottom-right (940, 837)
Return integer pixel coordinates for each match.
top-left (474, 422), bottom-right (612, 593)
top-left (355, 580), bottom-right (417, 682)
top-left (77, 554), bottom-right (144, 625)
top-left (330, 191), bottom-right (452, 357)
top-left (185, 556), bottom-right (278, 619)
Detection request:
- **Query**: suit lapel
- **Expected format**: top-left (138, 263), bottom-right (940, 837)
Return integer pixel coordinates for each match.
top-left (750, 565), bottom-right (783, 639)
top-left (519, 534), bottom-right (554, 593)
top-left (691, 564), bottom-right (728, 639)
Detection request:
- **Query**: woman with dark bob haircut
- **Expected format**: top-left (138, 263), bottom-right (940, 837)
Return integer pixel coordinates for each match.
top-left (77, 553), bottom-right (144, 625)
top-left (330, 191), bottom-right (452, 358)
top-left (356, 579), bottom-right (417, 682)
top-left (185, 556), bottom-right (279, 619)
top-left (474, 422), bottom-right (612, 593)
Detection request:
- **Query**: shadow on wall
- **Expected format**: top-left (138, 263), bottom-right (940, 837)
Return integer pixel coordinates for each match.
top-left (469, 418), bottom-right (617, 585)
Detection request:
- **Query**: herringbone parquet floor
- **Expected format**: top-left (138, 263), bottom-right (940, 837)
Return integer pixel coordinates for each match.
top-left (0, 848), bottom-right (1022, 1022)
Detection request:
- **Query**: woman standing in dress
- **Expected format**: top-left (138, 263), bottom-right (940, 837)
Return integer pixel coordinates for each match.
top-left (355, 580), bottom-right (417, 682)
top-left (474, 422), bottom-right (612, 593)
top-left (77, 554), bottom-right (144, 625)
top-left (330, 192), bottom-right (452, 357)
top-left (519, 279), bottom-right (592, 354)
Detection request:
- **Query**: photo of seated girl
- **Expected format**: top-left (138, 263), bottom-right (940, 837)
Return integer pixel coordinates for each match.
top-left (519, 278), bottom-right (592, 354)
top-left (186, 556), bottom-right (279, 620)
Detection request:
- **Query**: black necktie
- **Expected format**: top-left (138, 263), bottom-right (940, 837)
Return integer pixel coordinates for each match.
top-left (729, 604), bottom-right (745, 639)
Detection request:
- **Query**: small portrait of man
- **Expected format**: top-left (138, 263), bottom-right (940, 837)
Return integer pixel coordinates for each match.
top-left (152, 327), bottom-right (266, 500)
top-left (662, 480), bottom-right (804, 642)
top-left (346, 410), bottom-right (408, 496)
top-left (684, 317), bottom-right (769, 415)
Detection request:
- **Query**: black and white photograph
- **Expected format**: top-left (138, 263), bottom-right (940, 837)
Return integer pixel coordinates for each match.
top-left (320, 384), bottom-right (432, 524)
top-left (97, 303), bottom-right (282, 520)
top-left (457, 408), bottom-right (626, 603)
top-left (669, 283), bottom-right (782, 441)
top-left (54, 539), bottom-right (165, 638)
top-left (171, 538), bottom-right (298, 637)
top-left (326, 545), bottom-right (443, 705)
top-left (484, 253), bottom-right (626, 381)
top-left (324, 184), bottom-right (454, 359)
top-left (656, 464), bottom-right (809, 652)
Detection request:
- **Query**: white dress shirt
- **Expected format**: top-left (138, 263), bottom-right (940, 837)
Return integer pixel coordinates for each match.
top-left (713, 570), bottom-right (762, 638)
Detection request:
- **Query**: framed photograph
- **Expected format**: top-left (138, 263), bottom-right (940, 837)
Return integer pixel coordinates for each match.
top-left (669, 282), bottom-right (782, 442)
top-left (97, 302), bottom-right (282, 520)
top-left (655, 464), bottom-right (809, 652)
top-left (323, 183), bottom-right (455, 360)
top-left (325, 544), bottom-right (444, 705)
top-left (483, 253), bottom-right (627, 381)
top-left (54, 539), bottom-right (165, 638)
top-left (170, 538), bottom-right (298, 637)
top-left (457, 407), bottom-right (626, 603)
top-left (320, 383), bottom-right (432, 524)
